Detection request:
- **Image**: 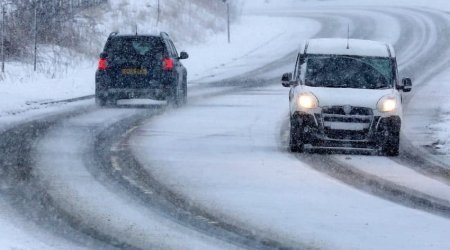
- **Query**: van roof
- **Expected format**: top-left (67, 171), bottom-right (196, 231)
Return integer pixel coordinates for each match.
top-left (303, 38), bottom-right (394, 58)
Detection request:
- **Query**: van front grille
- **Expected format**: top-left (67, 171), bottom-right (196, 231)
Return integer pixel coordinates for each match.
top-left (321, 106), bottom-right (374, 140)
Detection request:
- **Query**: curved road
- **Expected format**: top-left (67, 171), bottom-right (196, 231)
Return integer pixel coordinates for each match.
top-left (1, 4), bottom-right (450, 250)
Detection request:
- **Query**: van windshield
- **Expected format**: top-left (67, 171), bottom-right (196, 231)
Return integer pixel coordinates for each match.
top-left (304, 55), bottom-right (395, 89)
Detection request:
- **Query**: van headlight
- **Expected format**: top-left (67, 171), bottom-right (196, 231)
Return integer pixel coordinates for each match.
top-left (377, 96), bottom-right (397, 112)
top-left (298, 92), bottom-right (319, 109)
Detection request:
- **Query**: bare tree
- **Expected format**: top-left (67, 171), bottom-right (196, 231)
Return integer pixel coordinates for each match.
top-left (3, 0), bottom-right (106, 58)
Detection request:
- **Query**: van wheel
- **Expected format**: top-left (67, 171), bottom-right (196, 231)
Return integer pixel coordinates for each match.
top-left (382, 132), bottom-right (400, 156)
top-left (289, 117), bottom-right (304, 153)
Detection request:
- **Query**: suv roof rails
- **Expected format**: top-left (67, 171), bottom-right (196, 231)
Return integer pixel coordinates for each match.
top-left (109, 31), bottom-right (119, 37)
top-left (106, 31), bottom-right (170, 40)
top-left (107, 31), bottom-right (119, 41)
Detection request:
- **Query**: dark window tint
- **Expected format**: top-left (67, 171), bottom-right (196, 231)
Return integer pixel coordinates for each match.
top-left (105, 36), bottom-right (165, 65)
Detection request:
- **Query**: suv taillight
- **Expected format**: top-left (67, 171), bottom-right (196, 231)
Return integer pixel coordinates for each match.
top-left (98, 58), bottom-right (107, 71)
top-left (162, 58), bottom-right (174, 71)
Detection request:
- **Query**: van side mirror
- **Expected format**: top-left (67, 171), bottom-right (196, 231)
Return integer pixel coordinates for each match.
top-left (99, 52), bottom-right (108, 59)
top-left (402, 78), bottom-right (412, 92)
top-left (281, 73), bottom-right (293, 87)
top-left (179, 51), bottom-right (189, 60)
top-left (299, 54), bottom-right (305, 64)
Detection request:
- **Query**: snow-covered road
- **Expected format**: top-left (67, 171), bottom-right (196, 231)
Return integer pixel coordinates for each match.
top-left (2, 2), bottom-right (450, 250)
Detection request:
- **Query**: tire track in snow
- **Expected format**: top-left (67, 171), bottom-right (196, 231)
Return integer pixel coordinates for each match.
top-left (34, 108), bottom-right (241, 250)
top-left (0, 109), bottom-right (135, 250)
top-left (92, 111), bottom-right (308, 250)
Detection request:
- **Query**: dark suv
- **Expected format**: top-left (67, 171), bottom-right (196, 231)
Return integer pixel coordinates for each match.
top-left (95, 32), bottom-right (189, 106)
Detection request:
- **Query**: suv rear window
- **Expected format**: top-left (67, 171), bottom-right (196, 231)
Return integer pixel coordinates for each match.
top-left (304, 55), bottom-right (395, 89)
top-left (105, 36), bottom-right (165, 64)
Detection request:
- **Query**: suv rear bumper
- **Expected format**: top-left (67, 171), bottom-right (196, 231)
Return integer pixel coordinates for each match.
top-left (292, 111), bottom-right (401, 150)
top-left (96, 87), bottom-right (171, 100)
top-left (96, 72), bottom-right (176, 100)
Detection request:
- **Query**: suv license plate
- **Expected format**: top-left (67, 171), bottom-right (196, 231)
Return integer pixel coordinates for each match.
top-left (122, 68), bottom-right (148, 75)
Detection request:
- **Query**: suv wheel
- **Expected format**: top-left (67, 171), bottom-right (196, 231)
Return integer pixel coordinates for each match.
top-left (289, 117), bottom-right (304, 153)
top-left (95, 95), bottom-right (107, 107)
top-left (167, 84), bottom-right (181, 107)
top-left (182, 79), bottom-right (188, 105)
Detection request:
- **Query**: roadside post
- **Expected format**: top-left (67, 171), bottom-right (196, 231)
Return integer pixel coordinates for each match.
top-left (222, 0), bottom-right (230, 43)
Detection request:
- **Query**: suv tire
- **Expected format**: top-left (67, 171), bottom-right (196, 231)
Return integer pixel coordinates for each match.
top-left (182, 79), bottom-right (188, 105)
top-left (167, 84), bottom-right (181, 107)
top-left (95, 96), bottom-right (107, 107)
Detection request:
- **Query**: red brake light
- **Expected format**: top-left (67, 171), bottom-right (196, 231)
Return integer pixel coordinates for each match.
top-left (162, 58), bottom-right (174, 71)
top-left (98, 58), bottom-right (107, 70)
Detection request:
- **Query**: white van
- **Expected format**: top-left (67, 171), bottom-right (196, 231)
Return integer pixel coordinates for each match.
top-left (282, 38), bottom-right (412, 156)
